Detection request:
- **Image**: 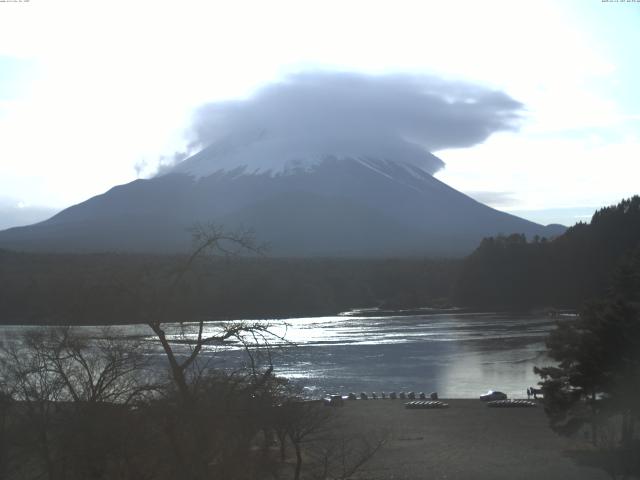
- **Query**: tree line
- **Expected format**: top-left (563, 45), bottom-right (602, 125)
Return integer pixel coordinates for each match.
top-left (453, 196), bottom-right (640, 310)
top-left (0, 249), bottom-right (459, 325)
top-left (534, 240), bottom-right (640, 478)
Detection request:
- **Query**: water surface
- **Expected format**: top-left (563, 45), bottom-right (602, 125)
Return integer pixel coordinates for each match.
top-left (0, 312), bottom-right (565, 399)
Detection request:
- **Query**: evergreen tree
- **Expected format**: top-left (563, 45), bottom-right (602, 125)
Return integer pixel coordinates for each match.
top-left (454, 196), bottom-right (640, 310)
top-left (535, 257), bottom-right (640, 479)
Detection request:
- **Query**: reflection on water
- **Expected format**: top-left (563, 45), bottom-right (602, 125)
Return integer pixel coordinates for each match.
top-left (248, 312), bottom-right (556, 398)
top-left (0, 312), bottom-right (560, 399)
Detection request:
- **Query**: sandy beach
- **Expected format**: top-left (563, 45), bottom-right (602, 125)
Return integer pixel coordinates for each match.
top-left (329, 399), bottom-right (609, 480)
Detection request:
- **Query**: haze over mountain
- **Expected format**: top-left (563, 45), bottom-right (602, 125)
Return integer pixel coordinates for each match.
top-left (0, 197), bottom-right (58, 230)
top-left (0, 73), bottom-right (565, 256)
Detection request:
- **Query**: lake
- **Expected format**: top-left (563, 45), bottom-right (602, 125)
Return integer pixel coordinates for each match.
top-left (0, 311), bottom-right (567, 399)
top-left (213, 311), bottom-right (561, 398)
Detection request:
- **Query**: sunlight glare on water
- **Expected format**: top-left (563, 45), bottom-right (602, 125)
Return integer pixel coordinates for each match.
top-left (170, 312), bottom-right (559, 398)
top-left (0, 312), bottom-right (561, 399)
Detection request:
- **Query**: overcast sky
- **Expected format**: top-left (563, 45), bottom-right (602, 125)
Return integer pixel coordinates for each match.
top-left (0, 0), bottom-right (638, 228)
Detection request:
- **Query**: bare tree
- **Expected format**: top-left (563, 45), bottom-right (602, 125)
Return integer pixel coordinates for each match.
top-left (115, 223), bottom-right (268, 403)
top-left (309, 431), bottom-right (387, 480)
top-left (1, 331), bottom-right (68, 480)
top-left (0, 224), bottom-right (387, 480)
top-left (270, 399), bottom-right (387, 480)
top-left (0, 387), bottom-right (10, 479)
top-left (272, 400), bottom-right (332, 480)
top-left (37, 326), bottom-right (157, 405)
top-left (0, 327), bottom-right (159, 480)
top-left (112, 223), bottom-right (298, 480)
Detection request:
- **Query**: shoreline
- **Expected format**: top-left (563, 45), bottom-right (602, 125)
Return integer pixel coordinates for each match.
top-left (0, 306), bottom-right (577, 327)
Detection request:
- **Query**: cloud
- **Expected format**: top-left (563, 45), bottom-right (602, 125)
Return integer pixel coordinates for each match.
top-left (0, 197), bottom-right (58, 230)
top-left (170, 71), bottom-right (522, 175)
top-left (466, 191), bottom-right (519, 207)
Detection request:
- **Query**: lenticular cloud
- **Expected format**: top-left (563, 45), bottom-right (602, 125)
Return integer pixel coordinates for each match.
top-left (170, 72), bottom-right (523, 176)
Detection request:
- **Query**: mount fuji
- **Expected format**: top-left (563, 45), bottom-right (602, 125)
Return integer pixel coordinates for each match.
top-left (0, 132), bottom-right (564, 257)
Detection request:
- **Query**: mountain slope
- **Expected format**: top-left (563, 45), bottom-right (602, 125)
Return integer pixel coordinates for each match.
top-left (0, 152), bottom-right (564, 256)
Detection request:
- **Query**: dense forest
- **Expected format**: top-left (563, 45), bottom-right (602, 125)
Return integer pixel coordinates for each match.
top-left (0, 252), bottom-right (459, 325)
top-left (453, 196), bottom-right (640, 309)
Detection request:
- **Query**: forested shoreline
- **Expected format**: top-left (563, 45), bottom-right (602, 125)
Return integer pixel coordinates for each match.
top-left (0, 253), bottom-right (460, 325)
top-left (453, 196), bottom-right (640, 309)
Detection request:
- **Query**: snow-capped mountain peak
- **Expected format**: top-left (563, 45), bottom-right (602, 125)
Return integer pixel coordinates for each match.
top-left (169, 130), bottom-right (444, 179)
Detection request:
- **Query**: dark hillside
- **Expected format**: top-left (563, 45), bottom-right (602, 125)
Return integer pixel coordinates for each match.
top-left (453, 196), bottom-right (640, 309)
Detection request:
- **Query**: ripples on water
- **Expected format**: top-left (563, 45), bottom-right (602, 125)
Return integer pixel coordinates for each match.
top-left (239, 312), bottom-right (557, 398)
top-left (0, 312), bottom-right (565, 399)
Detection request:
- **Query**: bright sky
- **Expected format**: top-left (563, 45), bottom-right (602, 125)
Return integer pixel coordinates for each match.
top-left (0, 0), bottom-right (638, 227)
